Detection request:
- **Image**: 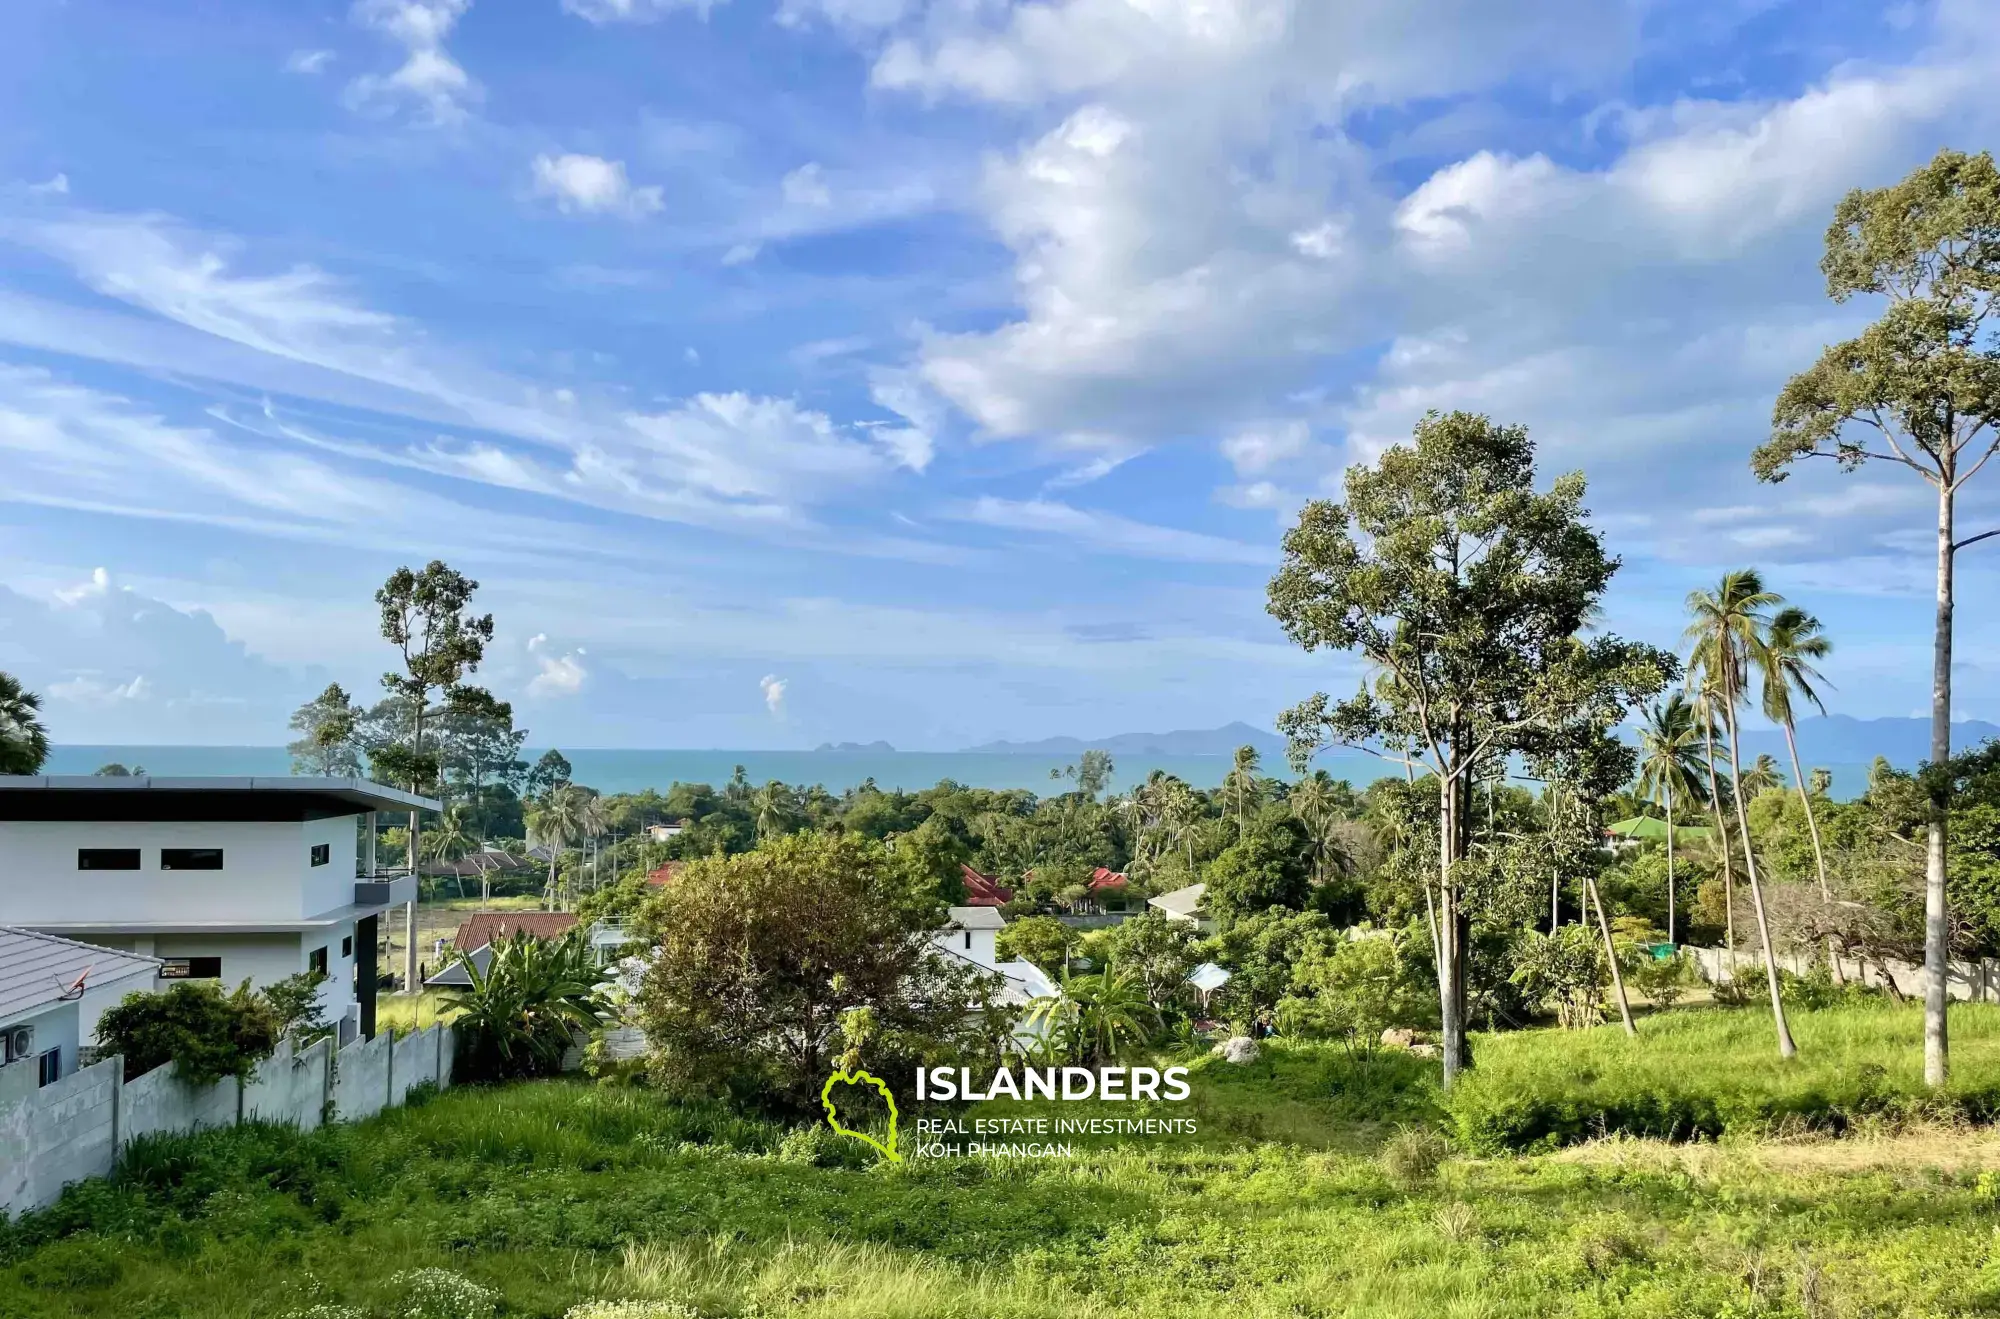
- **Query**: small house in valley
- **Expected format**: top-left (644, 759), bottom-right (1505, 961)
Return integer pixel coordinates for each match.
top-left (0, 925), bottom-right (160, 1089)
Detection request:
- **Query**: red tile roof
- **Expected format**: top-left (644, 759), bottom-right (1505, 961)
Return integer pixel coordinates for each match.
top-left (1088, 867), bottom-right (1130, 891)
top-left (960, 863), bottom-right (1014, 907)
top-left (645, 862), bottom-right (684, 888)
top-left (452, 911), bottom-right (578, 951)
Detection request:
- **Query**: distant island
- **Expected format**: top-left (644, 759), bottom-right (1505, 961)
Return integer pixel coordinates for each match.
top-left (813, 740), bottom-right (898, 753)
top-left (960, 721), bottom-right (1288, 758)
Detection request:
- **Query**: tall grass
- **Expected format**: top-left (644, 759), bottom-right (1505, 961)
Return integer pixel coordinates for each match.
top-left (8, 1007), bottom-right (2000, 1316)
top-left (1448, 1000), bottom-right (2000, 1151)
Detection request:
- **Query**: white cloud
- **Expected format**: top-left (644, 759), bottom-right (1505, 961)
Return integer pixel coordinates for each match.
top-left (285, 49), bottom-right (336, 74)
top-left (346, 0), bottom-right (478, 126)
top-left (759, 672), bottom-right (788, 717)
top-left (1220, 420), bottom-right (1310, 476)
top-left (46, 673), bottom-right (151, 705)
top-left (25, 174), bottom-right (69, 197)
top-left (617, 392), bottom-right (922, 503)
top-left (526, 633), bottom-right (589, 696)
top-left (952, 497), bottom-right (1271, 565)
top-left (531, 153), bottom-right (665, 219)
top-left (782, 162), bottom-right (833, 208)
top-left (777, 0), bottom-right (908, 29)
top-left (54, 566), bottom-right (111, 605)
top-left (561, 0), bottom-right (723, 22)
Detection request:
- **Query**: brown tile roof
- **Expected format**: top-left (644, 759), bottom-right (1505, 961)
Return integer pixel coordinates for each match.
top-left (645, 862), bottom-right (684, 888)
top-left (452, 911), bottom-right (579, 952)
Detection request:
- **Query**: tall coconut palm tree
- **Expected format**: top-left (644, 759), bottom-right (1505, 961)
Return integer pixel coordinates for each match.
top-left (423, 805), bottom-right (474, 899)
top-left (1223, 745), bottom-right (1262, 829)
top-left (1637, 693), bottom-right (1706, 944)
top-left (1686, 569), bottom-right (1796, 1060)
top-left (1692, 679), bottom-right (1739, 950)
top-left (0, 672), bottom-right (50, 775)
top-left (528, 785), bottom-right (590, 911)
top-left (1741, 754), bottom-right (1786, 800)
top-left (1288, 770), bottom-right (1351, 886)
top-left (1762, 606), bottom-right (1842, 980)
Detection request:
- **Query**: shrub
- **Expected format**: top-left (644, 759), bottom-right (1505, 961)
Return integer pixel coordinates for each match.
top-left (440, 929), bottom-right (606, 1083)
top-left (1626, 948), bottom-right (1695, 1008)
top-left (95, 981), bottom-right (280, 1084)
top-left (391, 1267), bottom-right (499, 1319)
top-left (1379, 1126), bottom-right (1451, 1188)
top-left (1281, 932), bottom-right (1427, 1055)
top-left (1509, 926), bottom-right (1606, 1029)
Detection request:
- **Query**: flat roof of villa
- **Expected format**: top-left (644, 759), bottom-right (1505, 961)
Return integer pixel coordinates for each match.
top-left (0, 776), bottom-right (439, 821)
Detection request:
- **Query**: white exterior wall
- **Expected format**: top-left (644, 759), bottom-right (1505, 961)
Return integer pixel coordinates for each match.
top-left (300, 815), bottom-right (360, 916)
top-left (0, 819), bottom-right (333, 924)
top-left (0, 1001), bottom-right (80, 1084)
top-left (932, 927), bottom-right (999, 969)
top-left (76, 932), bottom-right (354, 1023)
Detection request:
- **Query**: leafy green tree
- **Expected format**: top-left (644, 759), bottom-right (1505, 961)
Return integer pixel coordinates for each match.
top-left (894, 814), bottom-right (972, 903)
top-left (1101, 912), bottom-right (1201, 1012)
top-left (1288, 770), bottom-right (1357, 888)
top-left (995, 914), bottom-right (1074, 974)
top-left (1282, 934), bottom-right (1424, 1056)
top-left (437, 686), bottom-right (526, 839)
top-left (287, 682), bottom-right (364, 776)
top-left (1202, 908), bottom-right (1337, 1015)
top-left (524, 749), bottom-right (573, 802)
top-left (377, 561), bottom-right (494, 993)
top-left (634, 831), bottom-right (981, 1113)
top-left (1508, 926), bottom-right (1606, 1030)
top-left (1754, 148), bottom-right (2000, 1088)
top-left (1204, 807), bottom-right (1313, 918)
top-left (1268, 410), bottom-right (1670, 1087)
top-left (95, 981), bottom-right (280, 1084)
top-left (0, 671), bottom-right (50, 775)
top-left (1637, 693), bottom-right (1707, 943)
top-left (1686, 569), bottom-right (1797, 1059)
top-left (259, 971), bottom-right (332, 1041)
top-left (441, 929), bottom-right (605, 1082)
top-left (93, 762), bottom-right (142, 776)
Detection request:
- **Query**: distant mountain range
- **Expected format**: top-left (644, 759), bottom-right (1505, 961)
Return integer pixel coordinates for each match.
top-left (960, 722), bottom-right (1288, 758)
top-left (1734, 715), bottom-right (2000, 768)
top-left (958, 715), bottom-right (2000, 769)
top-left (812, 740), bottom-right (898, 753)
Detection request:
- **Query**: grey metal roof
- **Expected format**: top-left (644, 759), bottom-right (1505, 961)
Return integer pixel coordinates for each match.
top-left (944, 905), bottom-right (1007, 930)
top-left (0, 925), bottom-right (160, 1023)
top-left (0, 776), bottom-right (438, 820)
top-left (1147, 883), bottom-right (1207, 916)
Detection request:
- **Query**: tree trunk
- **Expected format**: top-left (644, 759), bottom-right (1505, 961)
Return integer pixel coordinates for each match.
top-left (1701, 712), bottom-right (1736, 950)
top-left (1437, 770), bottom-right (1465, 1089)
top-left (1586, 874), bottom-right (1636, 1036)
top-left (1782, 717), bottom-right (1842, 984)
top-left (1722, 674), bottom-right (1797, 1059)
top-left (1666, 790), bottom-right (1676, 946)
top-left (1925, 479), bottom-right (1955, 1088)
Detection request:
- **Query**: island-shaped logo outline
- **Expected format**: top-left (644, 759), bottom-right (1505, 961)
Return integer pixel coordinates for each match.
top-left (820, 1068), bottom-right (902, 1163)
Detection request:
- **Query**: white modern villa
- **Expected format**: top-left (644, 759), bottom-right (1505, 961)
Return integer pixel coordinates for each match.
top-left (0, 776), bottom-right (436, 1042)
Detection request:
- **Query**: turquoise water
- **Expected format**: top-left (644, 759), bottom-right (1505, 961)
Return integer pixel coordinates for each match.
top-left (41, 745), bottom-right (1882, 799)
top-left (42, 745), bottom-right (1405, 796)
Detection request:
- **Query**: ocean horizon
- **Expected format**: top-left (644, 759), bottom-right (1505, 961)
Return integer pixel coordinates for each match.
top-left (38, 744), bottom-right (1885, 801)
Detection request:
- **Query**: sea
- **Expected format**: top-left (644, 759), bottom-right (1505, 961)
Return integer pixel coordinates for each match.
top-left (42, 745), bottom-right (1400, 796)
top-left (40, 746), bottom-right (1885, 799)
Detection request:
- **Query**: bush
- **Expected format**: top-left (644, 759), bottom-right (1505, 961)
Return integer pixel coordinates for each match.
top-left (391, 1268), bottom-right (500, 1319)
top-left (440, 930), bottom-right (606, 1083)
top-left (1379, 1126), bottom-right (1452, 1188)
top-left (1625, 948), bottom-right (1695, 1008)
top-left (95, 981), bottom-right (280, 1084)
top-left (1509, 926), bottom-right (1606, 1029)
top-left (1280, 932), bottom-right (1427, 1055)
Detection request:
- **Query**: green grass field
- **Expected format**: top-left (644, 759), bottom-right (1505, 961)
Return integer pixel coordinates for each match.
top-left (6, 1002), bottom-right (2000, 1318)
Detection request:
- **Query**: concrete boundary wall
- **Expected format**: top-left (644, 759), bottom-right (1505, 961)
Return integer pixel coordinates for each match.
top-left (1687, 946), bottom-right (2000, 1002)
top-left (2, 1024), bottom-right (454, 1219)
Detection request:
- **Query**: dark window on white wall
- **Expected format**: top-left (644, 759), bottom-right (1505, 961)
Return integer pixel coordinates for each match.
top-left (161, 848), bottom-right (223, 870)
top-left (160, 957), bottom-right (223, 979)
top-left (78, 848), bottom-right (141, 870)
top-left (309, 946), bottom-right (329, 976)
top-left (38, 1049), bottom-right (60, 1087)
top-left (310, 843), bottom-right (331, 867)
top-left (342, 936), bottom-right (353, 958)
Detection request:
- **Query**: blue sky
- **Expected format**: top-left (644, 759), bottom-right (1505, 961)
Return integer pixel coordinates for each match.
top-left (1, 0), bottom-right (1997, 750)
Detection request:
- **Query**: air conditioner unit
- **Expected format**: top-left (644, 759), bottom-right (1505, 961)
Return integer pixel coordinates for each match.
top-left (2, 1025), bottom-right (32, 1066)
